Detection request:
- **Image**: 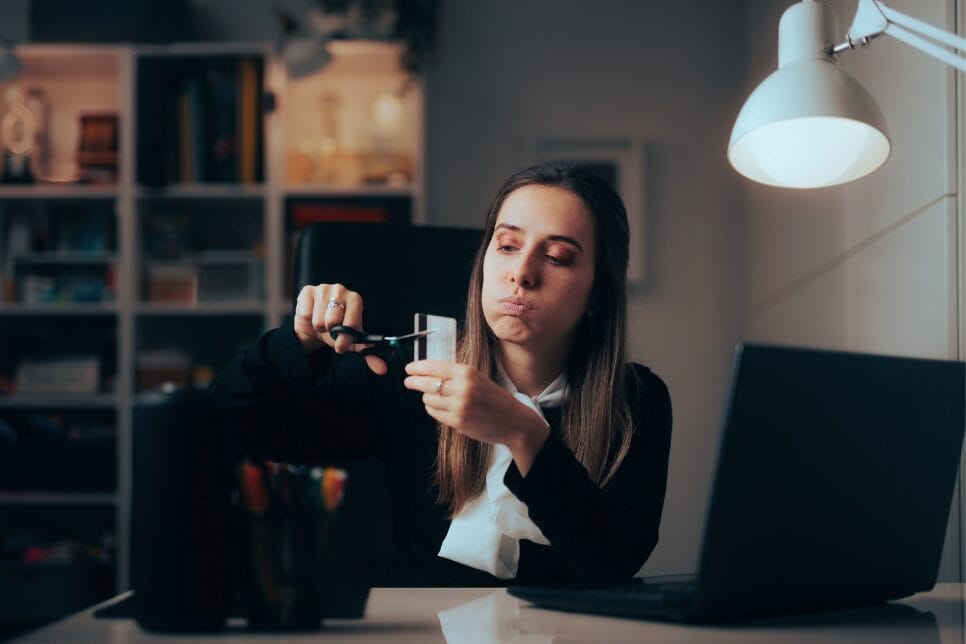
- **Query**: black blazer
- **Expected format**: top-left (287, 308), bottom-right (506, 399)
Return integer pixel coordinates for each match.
top-left (210, 323), bottom-right (672, 586)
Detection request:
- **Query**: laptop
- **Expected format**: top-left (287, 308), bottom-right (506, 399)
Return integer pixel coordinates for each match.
top-left (509, 343), bottom-right (966, 622)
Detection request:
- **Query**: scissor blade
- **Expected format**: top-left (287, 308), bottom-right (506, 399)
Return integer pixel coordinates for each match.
top-left (329, 325), bottom-right (383, 343)
top-left (387, 329), bottom-right (437, 342)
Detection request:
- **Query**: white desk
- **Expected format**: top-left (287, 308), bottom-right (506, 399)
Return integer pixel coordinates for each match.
top-left (12, 584), bottom-right (965, 643)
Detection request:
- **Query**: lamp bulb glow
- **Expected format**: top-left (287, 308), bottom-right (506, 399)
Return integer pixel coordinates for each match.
top-left (728, 116), bottom-right (890, 188)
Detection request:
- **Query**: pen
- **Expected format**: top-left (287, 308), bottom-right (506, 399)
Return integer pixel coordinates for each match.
top-left (238, 461), bottom-right (269, 514)
top-left (322, 467), bottom-right (347, 513)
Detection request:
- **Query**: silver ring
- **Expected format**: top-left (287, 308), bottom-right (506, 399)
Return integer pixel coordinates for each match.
top-left (326, 297), bottom-right (345, 311)
top-left (434, 379), bottom-right (445, 395)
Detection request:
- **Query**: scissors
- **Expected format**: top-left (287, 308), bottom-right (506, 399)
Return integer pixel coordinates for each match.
top-left (328, 325), bottom-right (436, 359)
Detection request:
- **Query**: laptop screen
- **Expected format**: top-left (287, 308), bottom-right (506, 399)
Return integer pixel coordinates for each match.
top-left (693, 344), bottom-right (966, 619)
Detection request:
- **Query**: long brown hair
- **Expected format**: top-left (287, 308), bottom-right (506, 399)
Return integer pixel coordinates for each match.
top-left (436, 163), bottom-right (639, 515)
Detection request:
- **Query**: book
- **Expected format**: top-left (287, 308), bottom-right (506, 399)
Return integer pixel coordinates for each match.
top-left (237, 58), bottom-right (258, 185)
top-left (187, 77), bottom-right (206, 183)
top-left (177, 89), bottom-right (192, 183)
top-left (205, 65), bottom-right (238, 182)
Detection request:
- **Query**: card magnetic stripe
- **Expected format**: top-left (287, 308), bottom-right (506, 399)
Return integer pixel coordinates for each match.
top-left (416, 314), bottom-right (427, 360)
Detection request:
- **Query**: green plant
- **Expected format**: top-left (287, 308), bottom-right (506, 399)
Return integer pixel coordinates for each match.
top-left (313, 0), bottom-right (441, 77)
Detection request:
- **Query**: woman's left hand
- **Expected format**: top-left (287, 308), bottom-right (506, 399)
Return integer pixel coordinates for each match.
top-left (404, 360), bottom-right (549, 455)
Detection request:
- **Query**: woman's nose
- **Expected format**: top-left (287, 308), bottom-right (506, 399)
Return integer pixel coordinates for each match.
top-left (510, 249), bottom-right (539, 288)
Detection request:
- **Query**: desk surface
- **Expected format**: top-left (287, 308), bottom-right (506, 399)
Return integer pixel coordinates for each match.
top-left (13, 583), bottom-right (966, 643)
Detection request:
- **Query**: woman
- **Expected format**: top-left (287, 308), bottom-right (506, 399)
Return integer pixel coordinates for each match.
top-left (210, 163), bottom-right (672, 586)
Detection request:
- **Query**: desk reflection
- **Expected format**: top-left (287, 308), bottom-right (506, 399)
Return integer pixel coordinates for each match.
top-left (438, 591), bottom-right (555, 644)
top-left (11, 585), bottom-right (958, 643)
top-left (437, 590), bottom-right (940, 644)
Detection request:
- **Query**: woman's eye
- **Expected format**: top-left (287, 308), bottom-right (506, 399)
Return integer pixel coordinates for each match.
top-left (546, 254), bottom-right (572, 266)
top-left (497, 244), bottom-right (518, 253)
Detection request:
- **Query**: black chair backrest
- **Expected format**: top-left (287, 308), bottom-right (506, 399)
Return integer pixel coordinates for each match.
top-left (293, 222), bottom-right (484, 333)
top-left (291, 222), bottom-right (483, 586)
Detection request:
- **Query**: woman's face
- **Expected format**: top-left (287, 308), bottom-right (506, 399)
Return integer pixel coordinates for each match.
top-left (481, 184), bottom-right (597, 355)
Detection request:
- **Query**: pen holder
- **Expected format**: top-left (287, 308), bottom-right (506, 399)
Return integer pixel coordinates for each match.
top-left (237, 461), bottom-right (347, 631)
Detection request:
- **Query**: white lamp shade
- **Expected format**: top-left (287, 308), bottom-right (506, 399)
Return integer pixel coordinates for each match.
top-left (728, 0), bottom-right (891, 189)
top-left (728, 59), bottom-right (891, 188)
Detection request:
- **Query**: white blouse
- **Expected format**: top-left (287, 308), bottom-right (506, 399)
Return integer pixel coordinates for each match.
top-left (436, 369), bottom-right (567, 578)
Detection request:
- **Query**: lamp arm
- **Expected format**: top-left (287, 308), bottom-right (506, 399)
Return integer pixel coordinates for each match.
top-left (876, 2), bottom-right (966, 52)
top-left (884, 22), bottom-right (966, 72)
top-left (835, 0), bottom-right (966, 71)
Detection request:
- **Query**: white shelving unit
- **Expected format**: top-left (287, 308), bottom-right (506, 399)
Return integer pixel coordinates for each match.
top-left (0, 40), bottom-right (423, 604)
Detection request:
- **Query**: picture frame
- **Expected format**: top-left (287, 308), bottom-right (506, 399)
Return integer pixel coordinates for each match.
top-left (531, 138), bottom-right (647, 285)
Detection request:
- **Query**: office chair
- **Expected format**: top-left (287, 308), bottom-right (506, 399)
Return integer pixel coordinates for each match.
top-left (291, 222), bottom-right (483, 586)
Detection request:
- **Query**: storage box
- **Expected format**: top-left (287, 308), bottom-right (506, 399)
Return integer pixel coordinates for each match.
top-left (137, 348), bottom-right (191, 392)
top-left (198, 263), bottom-right (258, 303)
top-left (147, 265), bottom-right (198, 305)
top-left (15, 355), bottom-right (100, 394)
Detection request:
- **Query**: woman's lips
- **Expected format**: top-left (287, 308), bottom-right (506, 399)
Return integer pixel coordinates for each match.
top-left (498, 296), bottom-right (534, 317)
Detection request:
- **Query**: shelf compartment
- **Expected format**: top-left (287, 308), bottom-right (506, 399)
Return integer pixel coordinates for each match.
top-left (138, 198), bottom-right (264, 306)
top-left (3, 47), bottom-right (121, 186)
top-left (0, 447), bottom-right (115, 493)
top-left (0, 316), bottom-right (117, 397)
top-left (284, 41), bottom-right (419, 190)
top-left (137, 54), bottom-right (265, 187)
top-left (0, 410), bottom-right (116, 493)
top-left (0, 200), bottom-right (117, 306)
top-left (0, 504), bottom-right (115, 620)
top-left (135, 314), bottom-right (265, 392)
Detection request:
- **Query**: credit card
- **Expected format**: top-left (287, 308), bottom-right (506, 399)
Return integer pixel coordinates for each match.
top-left (414, 314), bottom-right (457, 362)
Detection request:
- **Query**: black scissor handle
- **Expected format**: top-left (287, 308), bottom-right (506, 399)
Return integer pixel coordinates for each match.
top-left (329, 325), bottom-right (384, 344)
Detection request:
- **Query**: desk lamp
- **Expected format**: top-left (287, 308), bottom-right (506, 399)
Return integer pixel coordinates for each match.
top-left (728, 0), bottom-right (965, 189)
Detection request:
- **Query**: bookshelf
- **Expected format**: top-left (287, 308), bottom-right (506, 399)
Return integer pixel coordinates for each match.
top-left (0, 40), bottom-right (423, 626)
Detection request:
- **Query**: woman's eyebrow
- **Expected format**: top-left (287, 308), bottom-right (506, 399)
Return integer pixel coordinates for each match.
top-left (495, 223), bottom-right (584, 254)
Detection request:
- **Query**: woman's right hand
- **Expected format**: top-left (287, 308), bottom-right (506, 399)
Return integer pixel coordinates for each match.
top-left (294, 283), bottom-right (388, 375)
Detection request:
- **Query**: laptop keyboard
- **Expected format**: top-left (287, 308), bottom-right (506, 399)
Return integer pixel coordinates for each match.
top-left (515, 578), bottom-right (696, 603)
top-left (591, 579), bottom-right (696, 602)
top-left (508, 577), bottom-right (698, 620)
